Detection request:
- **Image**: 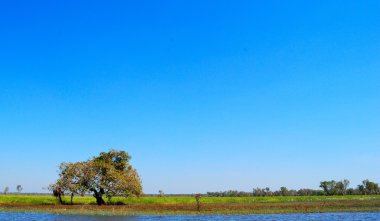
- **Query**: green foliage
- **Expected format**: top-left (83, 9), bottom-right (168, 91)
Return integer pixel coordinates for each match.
top-left (279, 187), bottom-right (289, 196)
top-left (320, 180), bottom-right (337, 196)
top-left (335, 179), bottom-right (350, 195)
top-left (51, 149), bottom-right (143, 205)
top-left (358, 179), bottom-right (379, 195)
top-left (319, 179), bottom-right (350, 196)
top-left (194, 194), bottom-right (201, 211)
top-left (318, 179), bottom-right (377, 196)
top-left (16, 185), bottom-right (23, 193)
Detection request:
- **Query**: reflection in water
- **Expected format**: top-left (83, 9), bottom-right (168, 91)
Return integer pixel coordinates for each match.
top-left (1, 212), bottom-right (380, 221)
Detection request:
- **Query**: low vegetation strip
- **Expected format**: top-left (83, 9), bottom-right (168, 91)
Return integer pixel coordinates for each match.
top-left (1, 195), bottom-right (380, 215)
top-left (1, 195), bottom-right (380, 205)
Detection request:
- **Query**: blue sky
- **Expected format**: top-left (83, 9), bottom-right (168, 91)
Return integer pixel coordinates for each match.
top-left (0, 1), bottom-right (379, 193)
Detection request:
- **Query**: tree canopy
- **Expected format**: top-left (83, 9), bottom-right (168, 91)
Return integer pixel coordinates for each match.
top-left (51, 149), bottom-right (142, 205)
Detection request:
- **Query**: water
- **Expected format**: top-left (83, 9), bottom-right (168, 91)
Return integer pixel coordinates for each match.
top-left (1, 212), bottom-right (380, 221)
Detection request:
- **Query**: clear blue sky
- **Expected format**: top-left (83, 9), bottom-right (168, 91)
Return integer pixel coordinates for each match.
top-left (0, 1), bottom-right (379, 194)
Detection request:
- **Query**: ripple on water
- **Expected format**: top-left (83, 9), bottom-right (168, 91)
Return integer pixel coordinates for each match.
top-left (1, 212), bottom-right (380, 221)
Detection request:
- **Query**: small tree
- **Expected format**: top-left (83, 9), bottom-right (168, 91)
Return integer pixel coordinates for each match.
top-left (158, 190), bottom-right (164, 197)
top-left (53, 162), bottom-right (88, 204)
top-left (16, 185), bottom-right (23, 193)
top-left (49, 185), bottom-right (64, 204)
top-left (3, 187), bottom-right (9, 195)
top-left (343, 179), bottom-right (350, 195)
top-left (264, 187), bottom-right (272, 196)
top-left (361, 179), bottom-right (379, 195)
top-left (194, 194), bottom-right (201, 211)
top-left (320, 180), bottom-right (337, 196)
top-left (253, 187), bottom-right (267, 196)
top-left (334, 179), bottom-right (350, 195)
top-left (279, 187), bottom-right (289, 196)
top-left (357, 184), bottom-right (366, 195)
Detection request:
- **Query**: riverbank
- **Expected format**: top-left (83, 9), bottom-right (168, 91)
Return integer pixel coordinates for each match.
top-left (1, 195), bottom-right (380, 215)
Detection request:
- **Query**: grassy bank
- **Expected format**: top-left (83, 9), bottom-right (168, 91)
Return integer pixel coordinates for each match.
top-left (1, 195), bottom-right (380, 215)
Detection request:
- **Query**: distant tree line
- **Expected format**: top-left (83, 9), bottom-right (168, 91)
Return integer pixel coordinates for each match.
top-left (207, 179), bottom-right (380, 197)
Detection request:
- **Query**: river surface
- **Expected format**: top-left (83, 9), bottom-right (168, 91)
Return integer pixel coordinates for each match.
top-left (1, 212), bottom-right (380, 221)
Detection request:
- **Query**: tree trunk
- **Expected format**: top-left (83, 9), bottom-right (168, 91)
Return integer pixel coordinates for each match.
top-left (70, 193), bottom-right (74, 205)
top-left (92, 189), bottom-right (105, 206)
top-left (53, 188), bottom-right (64, 205)
top-left (95, 195), bottom-right (105, 206)
top-left (58, 194), bottom-right (63, 205)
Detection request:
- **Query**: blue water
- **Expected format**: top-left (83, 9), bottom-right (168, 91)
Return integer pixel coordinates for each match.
top-left (1, 212), bottom-right (380, 221)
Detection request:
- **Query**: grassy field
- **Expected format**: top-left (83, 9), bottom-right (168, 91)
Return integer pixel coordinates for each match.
top-left (1, 194), bottom-right (380, 215)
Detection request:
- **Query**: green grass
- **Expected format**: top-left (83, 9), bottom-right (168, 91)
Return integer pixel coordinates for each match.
top-left (1, 195), bottom-right (380, 215)
top-left (1, 194), bottom-right (380, 205)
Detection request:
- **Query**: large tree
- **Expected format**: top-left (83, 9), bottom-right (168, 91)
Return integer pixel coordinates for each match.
top-left (52, 149), bottom-right (143, 205)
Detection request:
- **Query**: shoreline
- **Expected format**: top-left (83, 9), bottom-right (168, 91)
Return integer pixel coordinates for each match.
top-left (1, 200), bottom-right (380, 216)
